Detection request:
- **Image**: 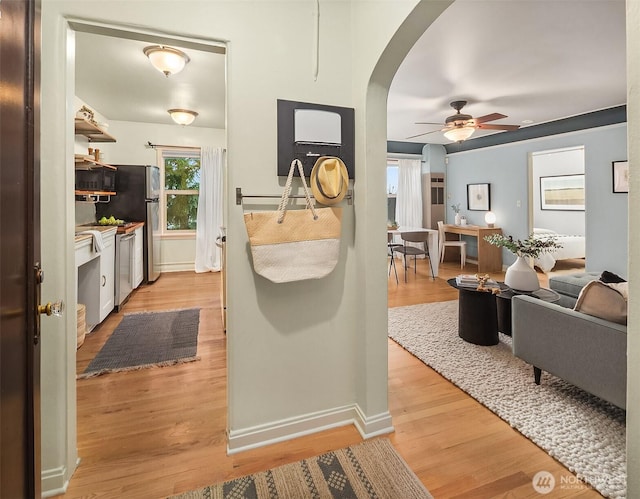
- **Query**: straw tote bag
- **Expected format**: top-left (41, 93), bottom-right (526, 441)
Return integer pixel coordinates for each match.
top-left (243, 159), bottom-right (343, 283)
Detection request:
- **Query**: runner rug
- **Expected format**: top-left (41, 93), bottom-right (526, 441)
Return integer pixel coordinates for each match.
top-left (79, 308), bottom-right (200, 378)
top-left (169, 438), bottom-right (431, 499)
top-left (388, 300), bottom-right (626, 499)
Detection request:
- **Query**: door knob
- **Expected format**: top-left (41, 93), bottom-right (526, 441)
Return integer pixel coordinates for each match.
top-left (37, 300), bottom-right (65, 317)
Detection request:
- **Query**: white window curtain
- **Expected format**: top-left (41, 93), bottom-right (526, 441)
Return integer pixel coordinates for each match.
top-left (195, 147), bottom-right (225, 273)
top-left (396, 158), bottom-right (423, 229)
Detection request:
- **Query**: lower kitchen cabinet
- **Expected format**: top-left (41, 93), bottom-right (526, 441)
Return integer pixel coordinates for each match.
top-left (99, 230), bottom-right (116, 322)
top-left (133, 225), bottom-right (144, 288)
top-left (76, 226), bottom-right (116, 331)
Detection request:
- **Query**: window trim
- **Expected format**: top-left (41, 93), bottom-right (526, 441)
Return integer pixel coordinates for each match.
top-left (156, 147), bottom-right (201, 235)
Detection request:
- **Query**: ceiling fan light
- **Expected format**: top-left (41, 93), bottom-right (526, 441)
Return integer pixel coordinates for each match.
top-left (443, 126), bottom-right (475, 142)
top-left (168, 109), bottom-right (198, 126)
top-left (143, 45), bottom-right (190, 77)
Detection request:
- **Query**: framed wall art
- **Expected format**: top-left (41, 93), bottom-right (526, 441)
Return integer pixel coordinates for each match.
top-left (612, 160), bottom-right (629, 193)
top-left (540, 174), bottom-right (585, 211)
top-left (467, 183), bottom-right (490, 211)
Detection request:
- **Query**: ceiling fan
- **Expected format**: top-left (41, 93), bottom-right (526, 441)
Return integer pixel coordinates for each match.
top-left (407, 100), bottom-right (520, 142)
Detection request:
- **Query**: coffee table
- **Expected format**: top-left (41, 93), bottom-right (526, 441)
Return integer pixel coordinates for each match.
top-left (496, 286), bottom-right (561, 335)
top-left (447, 278), bottom-right (508, 346)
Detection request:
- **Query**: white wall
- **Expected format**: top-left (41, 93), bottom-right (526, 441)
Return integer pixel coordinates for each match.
top-left (74, 115), bottom-right (225, 271)
top-left (531, 146), bottom-right (585, 235)
top-left (97, 120), bottom-right (225, 165)
top-left (98, 120), bottom-right (225, 272)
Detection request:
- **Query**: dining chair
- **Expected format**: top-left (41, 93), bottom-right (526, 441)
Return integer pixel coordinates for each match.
top-left (437, 221), bottom-right (466, 268)
top-left (387, 232), bottom-right (401, 284)
top-left (392, 231), bottom-right (435, 282)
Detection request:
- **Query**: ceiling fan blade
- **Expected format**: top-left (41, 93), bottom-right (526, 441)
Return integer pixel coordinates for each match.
top-left (405, 128), bottom-right (444, 140)
top-left (473, 113), bottom-right (508, 124)
top-left (476, 123), bottom-right (520, 131)
top-left (414, 121), bottom-right (444, 125)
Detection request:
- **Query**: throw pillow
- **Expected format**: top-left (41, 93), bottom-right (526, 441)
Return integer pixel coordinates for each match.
top-left (600, 270), bottom-right (627, 283)
top-left (574, 280), bottom-right (628, 325)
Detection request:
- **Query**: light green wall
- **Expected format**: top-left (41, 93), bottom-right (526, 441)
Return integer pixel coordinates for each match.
top-left (40, 0), bottom-right (452, 493)
top-left (626, 0), bottom-right (639, 492)
top-left (38, 1), bottom-right (640, 497)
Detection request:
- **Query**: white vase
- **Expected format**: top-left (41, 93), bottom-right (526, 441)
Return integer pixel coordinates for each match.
top-left (504, 256), bottom-right (540, 291)
top-left (454, 213), bottom-right (461, 225)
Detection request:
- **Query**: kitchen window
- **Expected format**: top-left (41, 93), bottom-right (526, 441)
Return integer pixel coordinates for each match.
top-left (158, 148), bottom-right (201, 234)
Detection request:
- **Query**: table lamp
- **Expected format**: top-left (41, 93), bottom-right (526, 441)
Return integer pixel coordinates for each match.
top-left (485, 211), bottom-right (496, 228)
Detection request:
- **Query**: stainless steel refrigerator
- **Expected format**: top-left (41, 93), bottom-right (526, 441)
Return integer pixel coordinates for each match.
top-left (96, 164), bottom-right (161, 283)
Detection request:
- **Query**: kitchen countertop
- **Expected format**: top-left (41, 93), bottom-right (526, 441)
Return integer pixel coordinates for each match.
top-left (116, 221), bottom-right (144, 234)
top-left (74, 222), bottom-right (143, 243)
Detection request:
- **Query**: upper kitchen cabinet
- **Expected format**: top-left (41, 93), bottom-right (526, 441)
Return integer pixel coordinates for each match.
top-left (75, 117), bottom-right (116, 143)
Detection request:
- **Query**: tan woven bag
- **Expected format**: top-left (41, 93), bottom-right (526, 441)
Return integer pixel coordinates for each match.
top-left (244, 159), bottom-right (342, 283)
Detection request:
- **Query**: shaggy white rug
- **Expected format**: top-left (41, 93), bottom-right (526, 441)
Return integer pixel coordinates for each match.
top-left (388, 300), bottom-right (626, 499)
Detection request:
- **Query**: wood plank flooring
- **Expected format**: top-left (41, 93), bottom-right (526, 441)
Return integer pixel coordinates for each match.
top-left (56, 258), bottom-right (601, 499)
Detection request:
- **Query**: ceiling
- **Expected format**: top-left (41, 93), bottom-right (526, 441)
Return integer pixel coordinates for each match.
top-left (388, 0), bottom-right (627, 145)
top-left (75, 30), bottom-right (226, 129)
top-left (75, 1), bottom-right (627, 143)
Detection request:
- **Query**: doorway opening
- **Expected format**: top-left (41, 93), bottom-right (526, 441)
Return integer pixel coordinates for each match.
top-left (529, 146), bottom-right (586, 275)
top-left (67, 18), bottom-right (227, 489)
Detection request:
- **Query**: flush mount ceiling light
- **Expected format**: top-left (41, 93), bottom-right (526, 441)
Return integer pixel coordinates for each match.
top-left (168, 109), bottom-right (198, 126)
top-left (143, 45), bottom-right (190, 77)
top-left (443, 125), bottom-right (475, 143)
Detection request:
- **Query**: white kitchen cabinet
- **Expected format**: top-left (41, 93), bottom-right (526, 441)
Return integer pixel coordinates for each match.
top-left (133, 225), bottom-right (144, 288)
top-left (76, 226), bottom-right (117, 331)
top-left (99, 230), bottom-right (116, 322)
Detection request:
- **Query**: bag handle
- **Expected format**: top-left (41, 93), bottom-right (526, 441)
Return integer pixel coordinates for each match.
top-left (277, 159), bottom-right (318, 223)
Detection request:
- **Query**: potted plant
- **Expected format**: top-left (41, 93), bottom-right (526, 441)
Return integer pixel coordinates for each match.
top-left (451, 203), bottom-right (461, 225)
top-left (484, 233), bottom-right (562, 291)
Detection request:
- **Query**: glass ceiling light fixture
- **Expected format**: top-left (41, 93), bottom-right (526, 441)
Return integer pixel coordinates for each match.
top-left (168, 109), bottom-right (198, 126)
top-left (443, 125), bottom-right (475, 143)
top-left (143, 45), bottom-right (190, 77)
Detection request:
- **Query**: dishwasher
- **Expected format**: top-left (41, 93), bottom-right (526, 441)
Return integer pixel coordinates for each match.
top-left (114, 231), bottom-right (136, 310)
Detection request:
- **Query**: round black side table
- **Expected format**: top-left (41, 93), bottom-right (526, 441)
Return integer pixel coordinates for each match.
top-left (496, 287), bottom-right (561, 335)
top-left (447, 278), bottom-right (506, 346)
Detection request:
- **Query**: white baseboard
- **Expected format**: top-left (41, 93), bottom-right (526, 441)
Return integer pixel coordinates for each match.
top-left (227, 404), bottom-right (394, 455)
top-left (42, 457), bottom-right (80, 498)
top-left (159, 262), bottom-right (194, 273)
top-left (353, 405), bottom-right (394, 438)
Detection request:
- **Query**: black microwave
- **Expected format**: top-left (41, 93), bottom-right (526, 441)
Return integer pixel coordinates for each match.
top-left (75, 169), bottom-right (116, 192)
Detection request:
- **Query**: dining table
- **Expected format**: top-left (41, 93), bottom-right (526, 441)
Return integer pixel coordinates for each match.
top-left (387, 226), bottom-right (439, 277)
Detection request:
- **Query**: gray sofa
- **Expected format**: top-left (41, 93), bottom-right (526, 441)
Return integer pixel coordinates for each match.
top-left (547, 271), bottom-right (599, 307)
top-left (511, 276), bottom-right (627, 410)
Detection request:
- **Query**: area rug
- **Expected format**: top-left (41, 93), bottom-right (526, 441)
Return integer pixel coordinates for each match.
top-left (79, 308), bottom-right (200, 379)
top-left (169, 438), bottom-right (432, 499)
top-left (388, 300), bottom-right (626, 499)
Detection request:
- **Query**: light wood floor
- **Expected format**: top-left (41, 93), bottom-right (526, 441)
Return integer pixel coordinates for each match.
top-left (56, 257), bottom-right (601, 499)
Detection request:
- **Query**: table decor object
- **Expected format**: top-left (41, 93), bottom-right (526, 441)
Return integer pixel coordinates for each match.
top-left (484, 233), bottom-right (562, 291)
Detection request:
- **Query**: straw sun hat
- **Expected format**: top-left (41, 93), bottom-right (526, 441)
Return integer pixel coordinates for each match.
top-left (310, 156), bottom-right (349, 206)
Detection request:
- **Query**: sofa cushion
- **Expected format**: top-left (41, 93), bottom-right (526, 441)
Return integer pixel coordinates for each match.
top-left (574, 280), bottom-right (628, 325)
top-left (549, 272), bottom-right (600, 299)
